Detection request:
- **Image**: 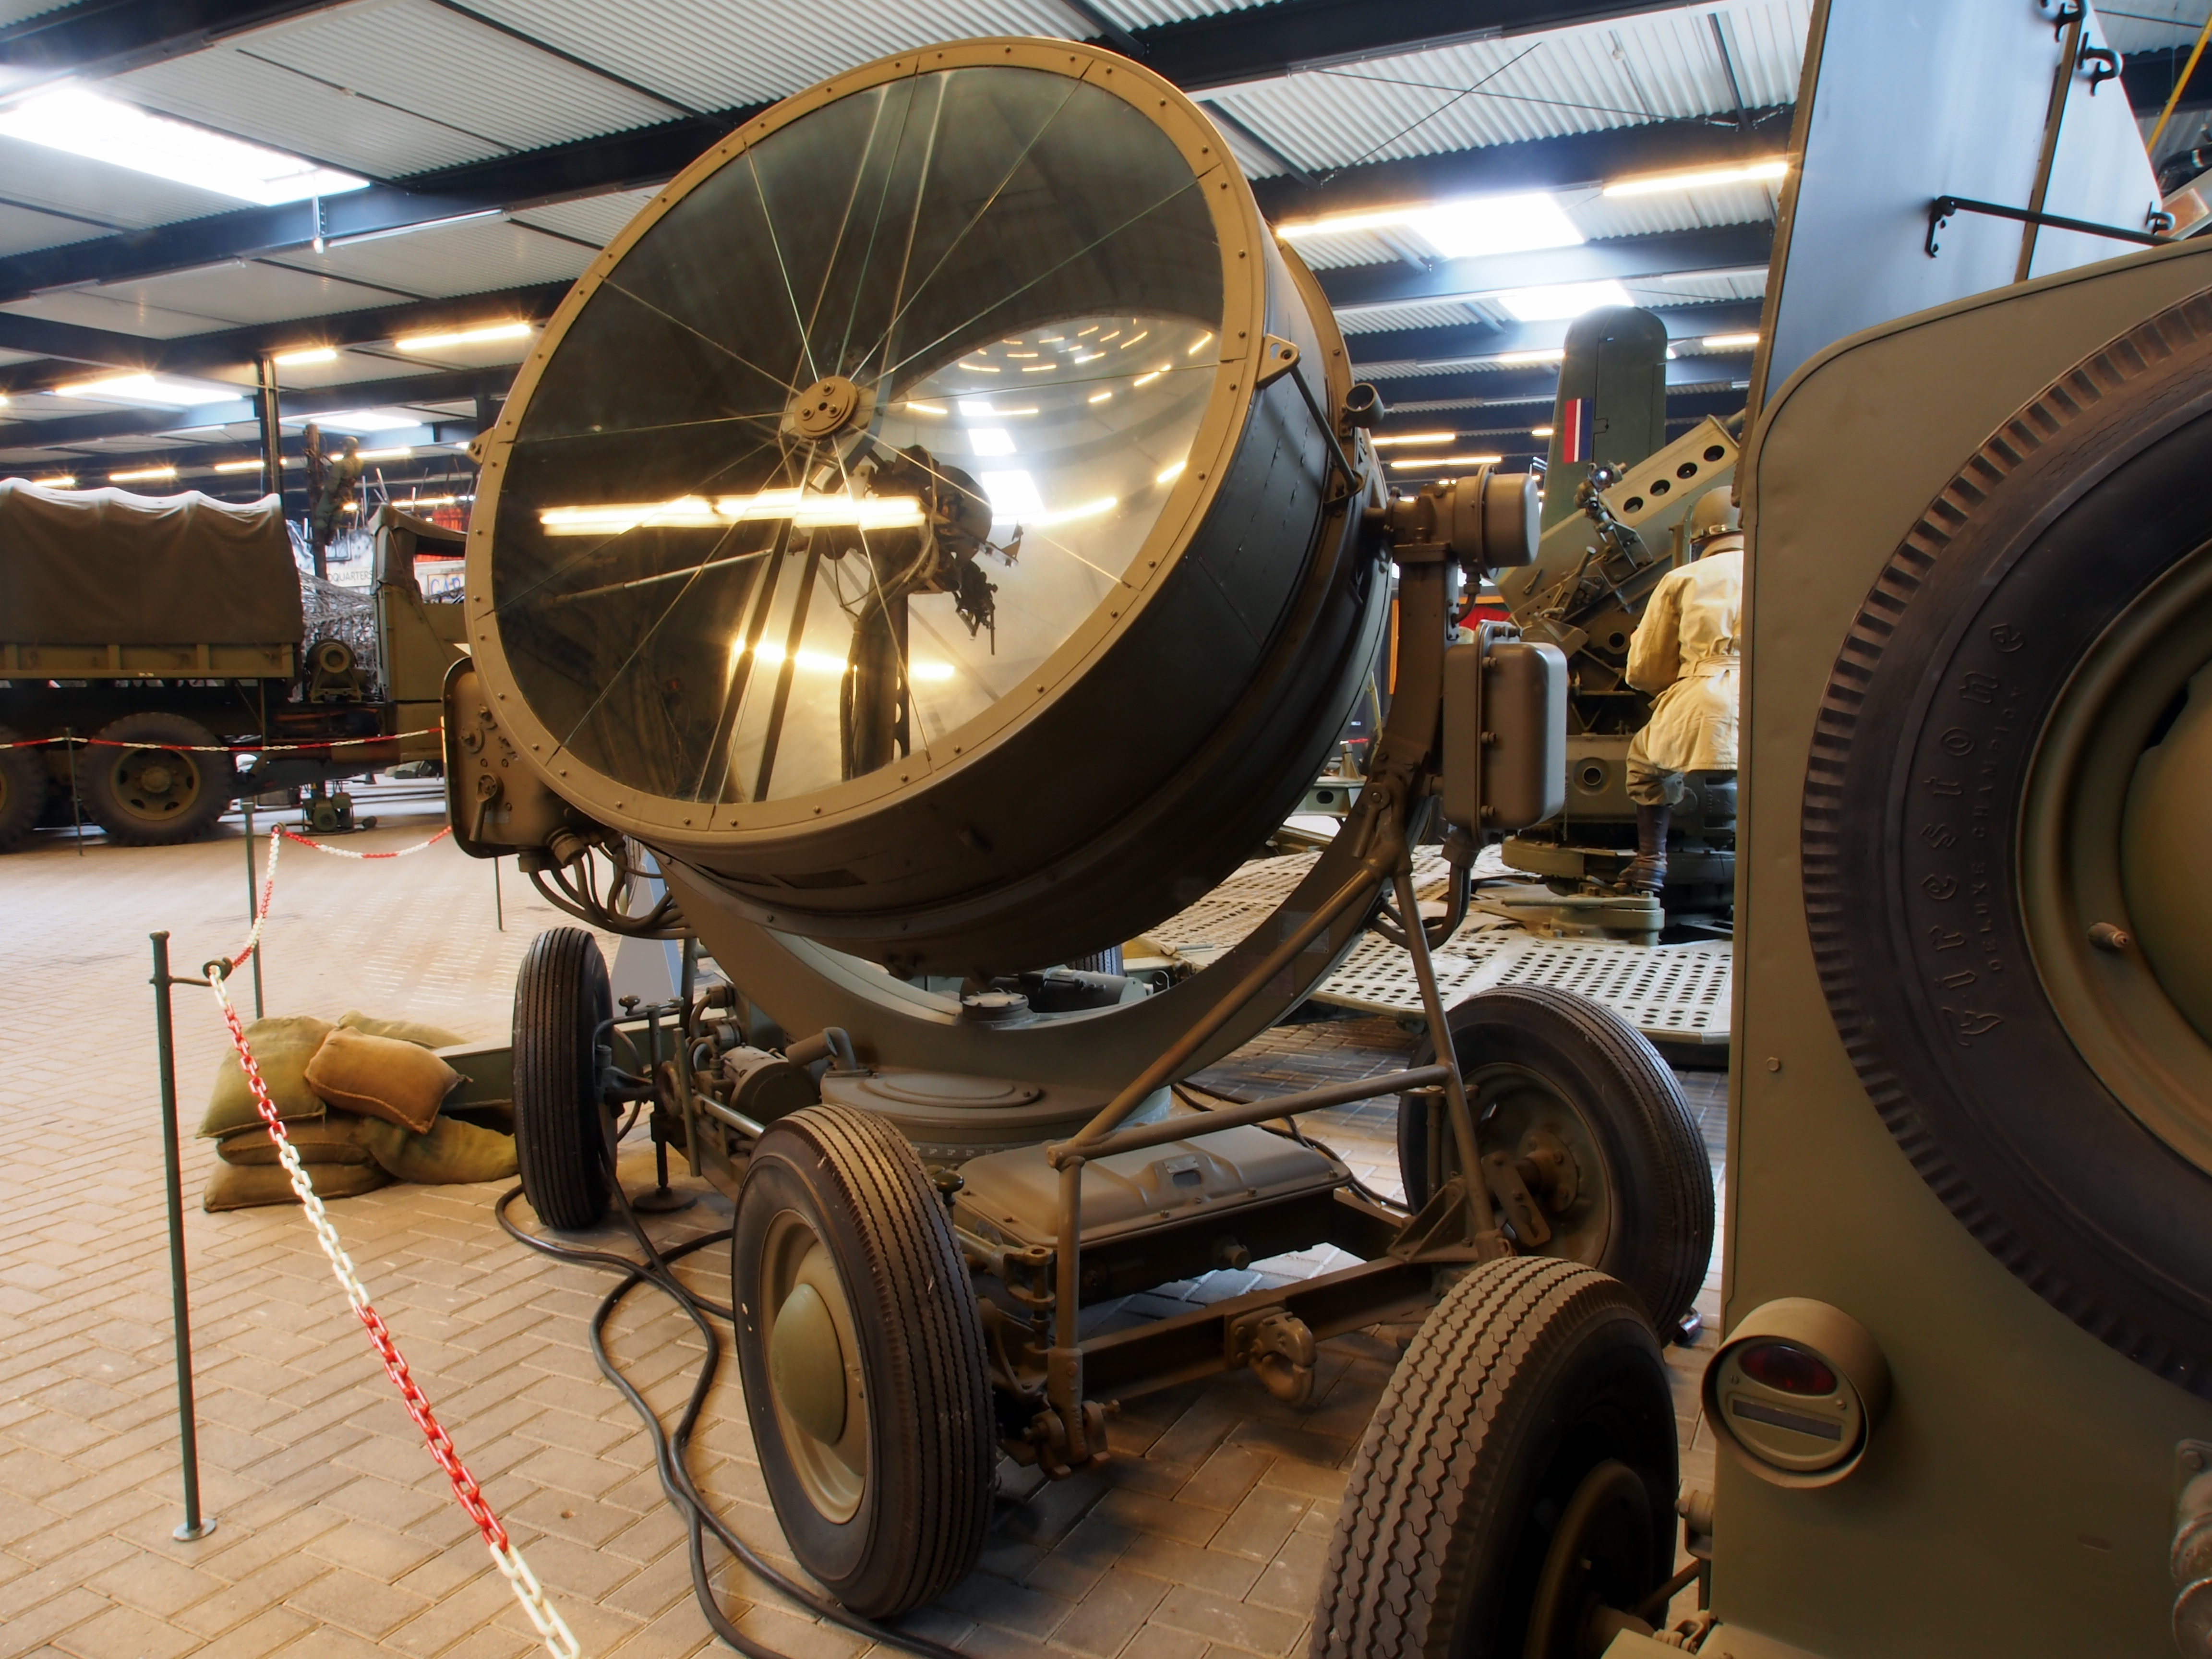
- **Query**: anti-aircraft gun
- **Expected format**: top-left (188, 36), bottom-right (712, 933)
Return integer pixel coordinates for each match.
top-left (442, 38), bottom-right (1717, 1622)
top-left (1486, 307), bottom-right (1743, 941)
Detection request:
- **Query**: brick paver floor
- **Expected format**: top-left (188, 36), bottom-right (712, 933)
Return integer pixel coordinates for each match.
top-left (0, 794), bottom-right (1724, 1658)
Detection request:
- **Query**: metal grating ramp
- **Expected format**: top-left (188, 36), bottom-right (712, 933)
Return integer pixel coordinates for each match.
top-left (1147, 850), bottom-right (1732, 1046)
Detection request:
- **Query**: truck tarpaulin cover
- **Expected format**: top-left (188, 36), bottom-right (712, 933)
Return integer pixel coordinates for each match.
top-left (0, 480), bottom-right (303, 646)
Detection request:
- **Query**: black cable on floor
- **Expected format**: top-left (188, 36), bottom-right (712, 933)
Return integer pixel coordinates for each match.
top-left (494, 1182), bottom-right (972, 1659)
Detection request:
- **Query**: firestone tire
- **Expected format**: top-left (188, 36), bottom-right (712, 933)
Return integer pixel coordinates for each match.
top-left (1805, 290), bottom-right (2212, 1395)
top-left (1397, 985), bottom-right (1713, 1332)
top-left (0, 726), bottom-right (46, 852)
top-left (511, 927), bottom-right (615, 1230)
top-left (83, 712), bottom-right (231, 845)
top-left (1310, 1257), bottom-right (1677, 1658)
top-left (732, 1104), bottom-right (993, 1620)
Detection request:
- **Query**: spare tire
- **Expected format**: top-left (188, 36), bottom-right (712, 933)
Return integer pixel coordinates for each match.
top-left (1806, 289), bottom-right (2212, 1397)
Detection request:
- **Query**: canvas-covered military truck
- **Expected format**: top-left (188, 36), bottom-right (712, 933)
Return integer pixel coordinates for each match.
top-left (0, 481), bottom-right (465, 849)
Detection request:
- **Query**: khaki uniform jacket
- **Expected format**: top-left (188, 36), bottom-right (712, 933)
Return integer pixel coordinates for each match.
top-left (1624, 536), bottom-right (1743, 774)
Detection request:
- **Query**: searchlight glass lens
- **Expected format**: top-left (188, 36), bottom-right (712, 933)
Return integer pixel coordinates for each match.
top-left (488, 65), bottom-right (1225, 806)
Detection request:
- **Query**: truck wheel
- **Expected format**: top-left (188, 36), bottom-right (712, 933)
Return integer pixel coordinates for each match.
top-left (732, 1104), bottom-right (993, 1619)
top-left (1397, 985), bottom-right (1713, 1332)
top-left (1310, 1257), bottom-right (1678, 1659)
top-left (512, 927), bottom-right (615, 1230)
top-left (0, 726), bottom-right (47, 852)
top-left (84, 713), bottom-right (231, 845)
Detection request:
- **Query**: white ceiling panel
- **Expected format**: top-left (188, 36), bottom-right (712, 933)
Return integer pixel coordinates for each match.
top-left (217, 0), bottom-right (679, 162)
top-left (52, 260), bottom-right (413, 331)
top-left (0, 199), bottom-right (104, 258)
top-left (0, 290), bottom-right (237, 339)
top-left (114, 44), bottom-right (507, 179)
top-left (0, 135), bottom-right (241, 230)
top-left (281, 216), bottom-right (593, 298)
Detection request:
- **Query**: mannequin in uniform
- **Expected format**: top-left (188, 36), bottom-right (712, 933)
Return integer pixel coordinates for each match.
top-left (1620, 487), bottom-right (1743, 896)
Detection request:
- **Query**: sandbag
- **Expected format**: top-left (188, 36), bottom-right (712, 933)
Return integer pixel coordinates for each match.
top-left (204, 1158), bottom-right (389, 1212)
top-left (304, 1027), bottom-right (460, 1134)
top-left (198, 1015), bottom-right (333, 1138)
top-left (214, 1111), bottom-right (378, 1167)
top-left (338, 1011), bottom-right (468, 1048)
top-left (359, 1114), bottom-right (519, 1185)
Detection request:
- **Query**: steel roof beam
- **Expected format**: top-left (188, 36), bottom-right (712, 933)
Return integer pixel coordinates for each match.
top-left (0, 363), bottom-right (511, 449)
top-left (1133, 0), bottom-right (1730, 91)
top-left (1315, 222), bottom-right (1773, 310)
top-left (0, 0), bottom-right (347, 86)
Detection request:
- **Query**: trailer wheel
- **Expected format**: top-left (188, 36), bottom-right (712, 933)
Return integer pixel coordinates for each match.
top-left (83, 713), bottom-right (232, 845)
top-left (1397, 985), bottom-right (1713, 1332)
top-left (1310, 1257), bottom-right (1678, 1659)
top-left (732, 1104), bottom-right (993, 1619)
top-left (512, 927), bottom-right (616, 1230)
top-left (0, 726), bottom-right (46, 852)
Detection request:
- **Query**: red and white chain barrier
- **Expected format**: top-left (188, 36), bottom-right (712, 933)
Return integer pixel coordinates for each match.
top-left (0, 724), bottom-right (443, 753)
top-left (209, 823), bottom-right (578, 1659)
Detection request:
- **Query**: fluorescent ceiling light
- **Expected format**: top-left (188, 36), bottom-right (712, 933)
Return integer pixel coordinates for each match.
top-left (1370, 432), bottom-right (1459, 447)
top-left (1531, 425), bottom-right (1555, 437)
top-left (1280, 192), bottom-right (1583, 260)
top-left (273, 346), bottom-right (337, 366)
top-left (33, 475), bottom-right (76, 488)
top-left (1087, 390), bottom-right (1113, 404)
top-left (1494, 347), bottom-right (1568, 366)
top-left (310, 409), bottom-right (425, 434)
top-left (0, 88), bottom-right (365, 205)
top-left (1037, 496), bottom-right (1117, 527)
top-left (1156, 459), bottom-right (1186, 484)
top-left (356, 446), bottom-right (413, 462)
top-left (1387, 455), bottom-right (1503, 470)
top-left (905, 401), bottom-right (948, 416)
top-left (968, 428), bottom-right (1015, 457)
top-left (1495, 280), bottom-right (1633, 322)
top-left (53, 372), bottom-right (212, 406)
top-left (213, 459), bottom-right (263, 474)
top-left (393, 321), bottom-right (533, 354)
top-left (1604, 158), bottom-right (1788, 197)
top-left (1702, 331), bottom-right (1761, 348)
top-left (1186, 332), bottom-right (1214, 356)
top-left (110, 465), bottom-right (178, 483)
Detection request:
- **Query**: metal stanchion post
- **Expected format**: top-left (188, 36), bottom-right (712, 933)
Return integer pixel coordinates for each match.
top-left (150, 932), bottom-right (216, 1542)
top-left (65, 727), bottom-right (83, 854)
top-left (493, 856), bottom-right (504, 931)
top-left (241, 800), bottom-right (264, 1020)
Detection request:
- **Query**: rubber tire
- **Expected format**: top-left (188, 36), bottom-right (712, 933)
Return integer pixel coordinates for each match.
top-left (1397, 985), bottom-right (1713, 1331)
top-left (83, 712), bottom-right (231, 845)
top-left (512, 927), bottom-right (614, 1230)
top-left (1804, 291), bottom-right (2212, 1394)
top-left (1310, 1257), bottom-right (1677, 1659)
top-left (732, 1104), bottom-right (993, 1619)
top-left (0, 726), bottom-right (46, 852)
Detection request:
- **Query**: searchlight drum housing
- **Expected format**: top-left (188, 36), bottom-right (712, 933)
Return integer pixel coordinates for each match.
top-left (464, 39), bottom-right (1396, 974)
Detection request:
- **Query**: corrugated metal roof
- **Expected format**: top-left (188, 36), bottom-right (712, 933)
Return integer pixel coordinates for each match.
top-left (115, 42), bottom-right (507, 178)
top-left (277, 216), bottom-right (594, 299)
top-left (509, 189), bottom-right (663, 249)
top-left (450, 0), bottom-right (1097, 120)
top-left (0, 0), bottom-right (68, 24)
top-left (2099, 1), bottom-right (2204, 57)
top-left (1094, 0), bottom-right (1273, 26)
top-left (1, 289), bottom-right (237, 340)
top-left (1621, 267), bottom-right (1767, 303)
top-left (209, 0), bottom-right (678, 161)
top-left (60, 260), bottom-right (414, 327)
top-left (0, 200), bottom-right (100, 258)
top-left (1334, 297), bottom-right (1517, 335)
top-left (1203, 0), bottom-right (1808, 175)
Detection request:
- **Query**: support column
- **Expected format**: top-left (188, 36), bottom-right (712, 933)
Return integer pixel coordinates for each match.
top-left (254, 355), bottom-right (283, 504)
